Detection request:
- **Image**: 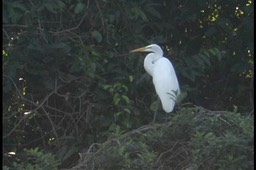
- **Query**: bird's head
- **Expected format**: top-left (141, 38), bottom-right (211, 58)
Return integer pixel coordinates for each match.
top-left (130, 44), bottom-right (163, 56)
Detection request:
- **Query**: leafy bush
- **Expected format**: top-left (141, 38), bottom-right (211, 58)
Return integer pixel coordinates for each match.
top-left (3, 147), bottom-right (60, 170)
top-left (67, 107), bottom-right (253, 170)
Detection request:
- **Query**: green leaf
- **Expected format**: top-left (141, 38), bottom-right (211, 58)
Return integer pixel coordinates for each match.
top-left (91, 30), bottom-right (102, 43)
top-left (45, 3), bottom-right (57, 14)
top-left (122, 95), bottom-right (130, 104)
top-left (176, 91), bottom-right (187, 104)
top-left (63, 147), bottom-right (78, 161)
top-left (192, 55), bottom-right (204, 65)
top-left (182, 68), bottom-right (196, 82)
top-left (213, 48), bottom-right (222, 61)
top-left (131, 7), bottom-right (148, 21)
top-left (74, 2), bottom-right (85, 14)
top-left (113, 93), bottom-right (120, 105)
top-left (57, 1), bottom-right (66, 11)
top-left (129, 75), bottom-right (133, 82)
top-left (150, 100), bottom-right (158, 112)
top-left (204, 132), bottom-right (215, 139)
top-left (199, 53), bottom-right (211, 66)
top-left (121, 84), bottom-right (128, 92)
top-left (194, 131), bottom-right (205, 139)
top-left (124, 108), bottom-right (131, 114)
top-left (208, 49), bottom-right (216, 56)
top-left (145, 6), bottom-right (161, 19)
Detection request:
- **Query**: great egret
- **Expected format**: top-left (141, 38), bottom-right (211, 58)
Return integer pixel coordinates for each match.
top-left (130, 44), bottom-right (180, 121)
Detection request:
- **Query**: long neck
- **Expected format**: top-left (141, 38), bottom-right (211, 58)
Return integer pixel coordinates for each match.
top-left (144, 53), bottom-right (161, 76)
top-left (153, 46), bottom-right (163, 57)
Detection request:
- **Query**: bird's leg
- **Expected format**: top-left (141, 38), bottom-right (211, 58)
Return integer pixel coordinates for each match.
top-left (151, 97), bottom-right (160, 124)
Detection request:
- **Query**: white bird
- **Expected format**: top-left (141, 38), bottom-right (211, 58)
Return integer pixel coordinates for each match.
top-left (130, 44), bottom-right (180, 121)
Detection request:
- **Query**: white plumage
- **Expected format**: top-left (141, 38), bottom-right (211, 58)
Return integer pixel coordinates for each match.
top-left (130, 44), bottom-right (180, 113)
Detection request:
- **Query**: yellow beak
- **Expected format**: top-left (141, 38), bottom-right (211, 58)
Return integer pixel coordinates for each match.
top-left (130, 46), bottom-right (148, 53)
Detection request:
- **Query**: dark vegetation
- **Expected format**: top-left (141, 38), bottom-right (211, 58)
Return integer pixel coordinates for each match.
top-left (3, 0), bottom-right (253, 169)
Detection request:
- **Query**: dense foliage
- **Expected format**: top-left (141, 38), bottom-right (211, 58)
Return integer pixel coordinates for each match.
top-left (66, 107), bottom-right (254, 170)
top-left (3, 0), bottom-right (253, 169)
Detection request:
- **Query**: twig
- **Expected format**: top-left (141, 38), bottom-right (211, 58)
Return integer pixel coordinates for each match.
top-left (3, 28), bottom-right (10, 39)
top-left (3, 24), bottom-right (28, 27)
top-left (3, 75), bottom-right (62, 140)
top-left (95, 0), bottom-right (105, 28)
top-left (3, 116), bottom-right (27, 138)
top-left (155, 141), bottom-right (178, 164)
top-left (49, 11), bottom-right (88, 35)
top-left (32, 90), bottom-right (57, 112)
top-left (41, 107), bottom-right (60, 144)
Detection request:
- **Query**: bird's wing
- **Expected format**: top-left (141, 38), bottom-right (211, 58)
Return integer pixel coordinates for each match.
top-left (152, 57), bottom-right (180, 113)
